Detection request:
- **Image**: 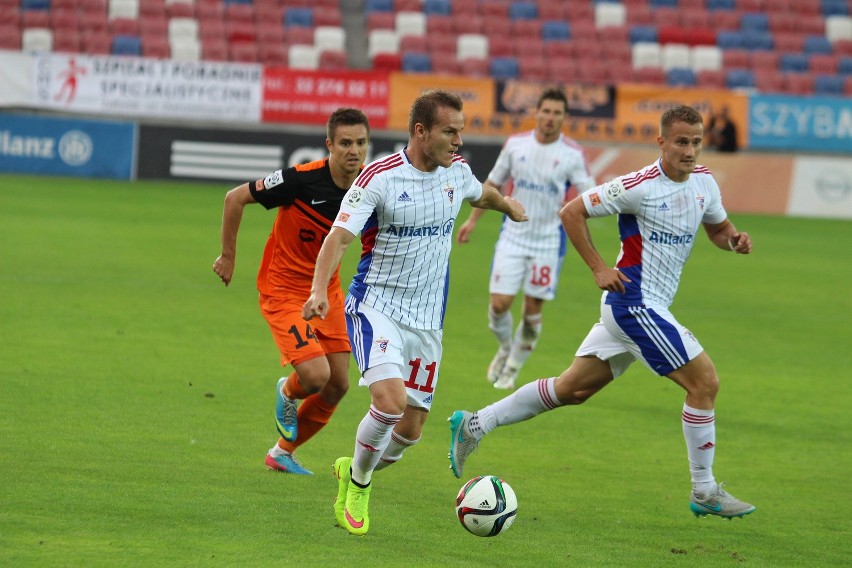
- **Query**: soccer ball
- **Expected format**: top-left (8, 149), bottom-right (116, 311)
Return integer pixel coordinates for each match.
top-left (455, 475), bottom-right (518, 537)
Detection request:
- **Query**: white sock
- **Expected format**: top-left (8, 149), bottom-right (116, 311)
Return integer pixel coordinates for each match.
top-left (351, 405), bottom-right (402, 486)
top-left (471, 378), bottom-right (561, 440)
top-left (269, 444), bottom-right (289, 457)
top-left (374, 432), bottom-right (419, 471)
top-left (488, 306), bottom-right (513, 349)
top-left (682, 404), bottom-right (716, 493)
top-left (507, 313), bottom-right (542, 369)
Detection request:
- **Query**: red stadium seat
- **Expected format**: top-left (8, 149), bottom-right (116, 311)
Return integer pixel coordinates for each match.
top-left (680, 10), bottom-right (712, 29)
top-left (459, 57), bottom-right (489, 77)
top-left (845, 76), bottom-right (852, 95)
top-left (80, 12), bottom-right (109, 33)
top-left (319, 49), bottom-right (349, 70)
top-left (774, 32), bottom-right (805, 55)
top-left (0, 24), bottom-right (20, 49)
top-left (167, 3), bottom-right (195, 19)
top-left (696, 69), bottom-right (726, 89)
top-left (82, 30), bottom-right (111, 54)
top-left (754, 69), bottom-right (785, 93)
top-left (430, 55), bottom-right (460, 75)
top-left (51, 10), bottom-right (78, 31)
top-left (601, 41), bottom-right (633, 64)
top-left (519, 56), bottom-right (548, 81)
top-left (809, 54), bottom-right (839, 74)
top-left (798, 15), bottom-right (826, 36)
top-left (257, 22), bottom-right (285, 44)
top-left (570, 20), bottom-right (597, 42)
top-left (80, 0), bottom-right (108, 15)
top-left (597, 25), bottom-right (630, 43)
top-left (710, 11), bottom-right (740, 31)
top-left (142, 36), bottom-right (170, 58)
top-left (111, 17), bottom-right (139, 36)
top-left (651, 8), bottom-right (679, 28)
top-left (259, 43), bottom-right (288, 66)
top-left (626, 5), bottom-right (653, 26)
top-left (783, 72), bottom-right (814, 95)
top-left (400, 35), bottom-right (428, 52)
top-left (373, 52), bottom-right (402, 71)
top-left (201, 39), bottom-right (228, 61)
top-left (225, 4), bottom-right (255, 24)
top-left (487, 35), bottom-right (514, 57)
top-left (53, 28), bottom-right (81, 53)
top-left (284, 26), bottom-right (314, 47)
top-left (537, 3), bottom-right (565, 21)
top-left (481, 15), bottom-right (511, 37)
top-left (576, 64), bottom-right (608, 85)
top-left (548, 58), bottom-right (578, 82)
top-left (139, 15), bottom-right (167, 38)
top-left (21, 10), bottom-right (50, 29)
top-left (834, 39), bottom-right (852, 55)
top-left (633, 67), bottom-right (667, 85)
top-left (230, 42), bottom-right (259, 63)
top-left (199, 19), bottom-right (226, 40)
top-left (139, 1), bottom-right (165, 18)
top-left (516, 38), bottom-right (544, 57)
top-left (767, 12), bottom-right (798, 34)
top-left (227, 21), bottom-right (256, 45)
top-left (480, 2), bottom-right (508, 19)
top-left (511, 19), bottom-right (541, 40)
top-left (565, 3), bottom-right (593, 23)
top-left (722, 49), bottom-right (750, 69)
top-left (544, 40), bottom-right (574, 60)
top-left (750, 50), bottom-right (780, 70)
top-left (450, 0), bottom-right (479, 16)
top-left (313, 9), bottom-right (342, 27)
top-left (658, 26), bottom-right (688, 45)
top-left (426, 15), bottom-right (453, 35)
top-left (366, 12), bottom-right (395, 32)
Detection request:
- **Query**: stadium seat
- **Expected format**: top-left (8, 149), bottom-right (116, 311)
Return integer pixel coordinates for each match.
top-left (809, 53), bottom-right (839, 74)
top-left (649, 0), bottom-right (677, 7)
top-left (726, 68), bottom-right (756, 89)
top-left (626, 4), bottom-right (653, 26)
top-left (838, 56), bottom-right (852, 74)
top-left (710, 10), bottom-right (740, 30)
top-left (289, 44), bottom-right (319, 69)
top-left (803, 35), bottom-right (833, 54)
top-left (743, 30), bottom-right (774, 51)
top-left (459, 57), bottom-right (489, 77)
top-left (680, 10), bottom-right (712, 29)
top-left (490, 56), bottom-right (519, 79)
top-left (313, 9), bottom-right (342, 27)
top-left (691, 45), bottom-right (722, 71)
top-left (515, 37), bottom-right (544, 58)
top-left (658, 26), bottom-right (688, 45)
top-left (548, 58), bottom-right (578, 82)
top-left (423, 0), bottom-right (451, 16)
top-left (260, 44), bottom-right (288, 65)
top-left (481, 2), bottom-right (508, 19)
top-left (542, 20), bottom-right (570, 41)
top-left (826, 15), bottom-right (852, 42)
top-left (511, 19), bottom-right (541, 40)
top-left (109, 0), bottom-right (139, 20)
top-left (604, 60), bottom-right (635, 85)
top-left (774, 32), bottom-right (805, 54)
top-left (633, 66), bottom-right (667, 84)
top-left (395, 0), bottom-right (421, 11)
top-left (200, 39), bottom-right (227, 62)
top-left (231, 44), bottom-right (262, 65)
top-left (767, 12), bottom-right (798, 34)
top-left (431, 55), bottom-right (460, 75)
top-left (705, 0), bottom-right (735, 10)
top-left (372, 52), bottom-right (402, 71)
top-left (751, 50), bottom-right (781, 71)
top-left (53, 28), bottom-right (81, 52)
top-left (170, 38), bottom-right (200, 60)
top-left (256, 22), bottom-right (285, 44)
top-left (754, 69), bottom-right (784, 92)
top-left (696, 69), bottom-right (726, 88)
top-left (544, 40), bottom-right (574, 59)
top-left (661, 43), bottom-right (690, 70)
top-left (821, 0), bottom-right (849, 17)
top-left (365, 0), bottom-right (393, 13)
top-left (111, 17), bottom-right (139, 36)
top-left (576, 63), bottom-right (608, 85)
top-left (166, 2), bottom-right (194, 18)
top-left (813, 74), bottom-right (845, 95)
top-left (537, 2), bottom-right (565, 22)
top-left (396, 11), bottom-right (426, 37)
top-left (784, 73), bottom-right (814, 94)
top-left (519, 56), bottom-right (548, 80)
top-left (21, 27), bottom-right (52, 52)
top-left (722, 49), bottom-right (750, 69)
top-left (227, 21), bottom-right (255, 44)
top-left (799, 14), bottom-right (826, 35)
top-left (285, 8), bottom-right (313, 28)
top-left (632, 41), bottom-right (662, 68)
top-left (740, 12), bottom-right (769, 32)
top-left (0, 25), bottom-right (20, 49)
top-left (368, 29), bottom-right (399, 59)
top-left (315, 26), bottom-right (345, 52)
top-left (780, 53), bottom-right (809, 72)
top-left (508, 2), bottom-right (537, 20)
top-left (595, 2), bottom-right (626, 28)
top-left (666, 67), bottom-right (697, 86)
top-left (629, 25), bottom-right (658, 43)
top-left (599, 25), bottom-right (631, 43)
top-left (139, 16), bottom-right (168, 39)
top-left (169, 18), bottom-right (199, 42)
top-left (21, 10), bottom-right (50, 29)
top-left (569, 19), bottom-right (597, 41)
top-left (318, 50), bottom-right (349, 70)
top-left (651, 7), bottom-right (679, 28)
top-left (402, 51), bottom-right (432, 73)
top-left (844, 75), bottom-right (852, 94)
top-left (367, 12), bottom-right (395, 32)
top-left (426, 15), bottom-right (453, 35)
top-left (456, 33), bottom-right (488, 60)
top-left (21, 0), bottom-right (50, 9)
top-left (601, 41), bottom-right (633, 64)
top-left (142, 35), bottom-right (170, 58)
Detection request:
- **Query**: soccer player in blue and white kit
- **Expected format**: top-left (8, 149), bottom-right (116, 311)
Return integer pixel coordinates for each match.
top-left (449, 105), bottom-right (757, 519)
top-left (302, 90), bottom-right (527, 535)
top-left (457, 88), bottom-right (595, 389)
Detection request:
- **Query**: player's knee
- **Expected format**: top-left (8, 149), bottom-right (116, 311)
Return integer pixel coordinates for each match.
top-left (320, 373), bottom-right (349, 404)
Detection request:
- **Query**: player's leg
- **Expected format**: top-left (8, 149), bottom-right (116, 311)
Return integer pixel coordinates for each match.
top-left (375, 406), bottom-right (426, 470)
top-left (487, 250), bottom-right (524, 384)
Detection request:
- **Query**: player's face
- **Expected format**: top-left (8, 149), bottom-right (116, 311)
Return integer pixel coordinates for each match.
top-left (658, 120), bottom-right (703, 183)
top-left (420, 106), bottom-right (464, 170)
top-left (535, 99), bottom-right (566, 142)
top-left (327, 124), bottom-right (370, 176)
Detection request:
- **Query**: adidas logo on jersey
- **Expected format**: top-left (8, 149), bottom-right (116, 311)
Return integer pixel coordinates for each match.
top-left (658, 202), bottom-right (670, 212)
top-left (398, 191), bottom-right (414, 202)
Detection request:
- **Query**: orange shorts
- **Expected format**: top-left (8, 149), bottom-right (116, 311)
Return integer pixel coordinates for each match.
top-left (259, 291), bottom-right (350, 367)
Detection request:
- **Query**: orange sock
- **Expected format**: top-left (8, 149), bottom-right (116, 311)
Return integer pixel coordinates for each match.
top-left (277, 393), bottom-right (337, 453)
top-left (282, 371), bottom-right (308, 400)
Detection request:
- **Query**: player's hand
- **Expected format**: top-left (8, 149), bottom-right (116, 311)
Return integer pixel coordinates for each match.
top-left (302, 294), bottom-right (329, 321)
top-left (504, 196), bottom-right (528, 223)
top-left (212, 255), bottom-right (234, 286)
top-left (456, 220), bottom-right (476, 244)
top-left (728, 232), bottom-right (752, 254)
top-left (594, 267), bottom-right (631, 294)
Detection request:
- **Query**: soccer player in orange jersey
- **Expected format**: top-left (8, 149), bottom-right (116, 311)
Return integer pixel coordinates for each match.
top-left (213, 108), bottom-right (370, 474)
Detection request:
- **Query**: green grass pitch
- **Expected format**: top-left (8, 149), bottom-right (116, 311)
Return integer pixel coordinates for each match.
top-left (1, 174), bottom-right (849, 567)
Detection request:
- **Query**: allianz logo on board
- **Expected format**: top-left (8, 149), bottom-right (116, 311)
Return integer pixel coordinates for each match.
top-left (0, 129), bottom-right (93, 166)
top-left (170, 140), bottom-right (283, 180)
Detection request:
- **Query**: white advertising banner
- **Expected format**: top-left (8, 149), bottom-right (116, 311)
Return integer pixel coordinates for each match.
top-left (787, 156), bottom-right (852, 219)
top-left (32, 53), bottom-right (262, 123)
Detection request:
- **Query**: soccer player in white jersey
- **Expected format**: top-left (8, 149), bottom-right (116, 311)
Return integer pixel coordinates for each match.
top-left (302, 90), bottom-right (527, 536)
top-left (457, 88), bottom-right (595, 389)
top-left (449, 105), bottom-right (757, 520)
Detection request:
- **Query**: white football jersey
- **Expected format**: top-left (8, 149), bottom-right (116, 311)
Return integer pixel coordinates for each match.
top-left (334, 149), bottom-right (483, 330)
top-left (488, 131), bottom-right (595, 256)
top-left (581, 159), bottom-right (727, 308)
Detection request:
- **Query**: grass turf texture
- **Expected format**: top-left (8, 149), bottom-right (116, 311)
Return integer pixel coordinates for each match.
top-left (1, 174), bottom-right (849, 567)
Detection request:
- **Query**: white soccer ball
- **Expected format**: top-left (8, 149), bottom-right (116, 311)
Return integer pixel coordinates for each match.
top-left (455, 475), bottom-right (518, 537)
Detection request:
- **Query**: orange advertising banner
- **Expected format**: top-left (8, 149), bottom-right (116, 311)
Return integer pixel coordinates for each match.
top-left (388, 72), bottom-right (495, 132)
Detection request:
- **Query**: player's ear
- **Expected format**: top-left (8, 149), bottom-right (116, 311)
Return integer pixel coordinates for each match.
top-left (326, 138), bottom-right (333, 152)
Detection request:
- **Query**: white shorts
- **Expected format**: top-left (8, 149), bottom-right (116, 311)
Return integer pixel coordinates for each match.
top-left (576, 300), bottom-right (704, 378)
top-left (489, 249), bottom-right (563, 300)
top-left (345, 297), bottom-right (443, 410)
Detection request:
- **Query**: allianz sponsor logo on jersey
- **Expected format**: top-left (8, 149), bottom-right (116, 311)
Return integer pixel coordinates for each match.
top-left (386, 219), bottom-right (455, 238)
top-left (648, 230), bottom-right (694, 245)
top-left (515, 178), bottom-right (559, 195)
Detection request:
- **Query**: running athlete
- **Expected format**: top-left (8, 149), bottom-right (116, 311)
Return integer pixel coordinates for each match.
top-left (213, 108), bottom-right (370, 475)
top-left (449, 105), bottom-right (757, 520)
top-left (456, 88), bottom-right (595, 389)
top-left (302, 90), bottom-right (527, 535)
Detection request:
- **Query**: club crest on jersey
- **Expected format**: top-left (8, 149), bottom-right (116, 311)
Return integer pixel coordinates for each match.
top-left (605, 179), bottom-right (625, 199)
top-left (696, 194), bottom-right (705, 210)
top-left (345, 187), bottom-right (364, 207)
top-left (337, 212), bottom-right (350, 222)
top-left (375, 337), bottom-right (390, 352)
top-left (443, 183), bottom-right (455, 204)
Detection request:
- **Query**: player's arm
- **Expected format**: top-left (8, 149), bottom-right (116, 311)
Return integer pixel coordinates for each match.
top-left (560, 196), bottom-right (631, 293)
top-left (457, 179), bottom-right (501, 244)
top-left (302, 226), bottom-right (356, 320)
top-left (213, 183), bottom-right (256, 286)
top-left (703, 219), bottom-right (752, 254)
top-left (468, 182), bottom-right (527, 222)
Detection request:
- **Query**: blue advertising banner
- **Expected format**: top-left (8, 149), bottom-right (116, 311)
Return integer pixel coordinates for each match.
top-left (749, 94), bottom-right (852, 154)
top-left (0, 112), bottom-right (136, 179)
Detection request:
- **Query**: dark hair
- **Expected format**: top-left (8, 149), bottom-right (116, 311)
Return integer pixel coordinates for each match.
top-left (660, 104), bottom-right (703, 136)
top-left (536, 88), bottom-right (568, 113)
top-left (408, 89), bottom-right (463, 135)
top-left (327, 108), bottom-right (370, 142)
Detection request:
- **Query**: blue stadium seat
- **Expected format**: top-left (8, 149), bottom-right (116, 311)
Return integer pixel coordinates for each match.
top-left (509, 2), bottom-right (537, 20)
top-left (726, 69), bottom-right (755, 89)
top-left (21, 0), bottom-right (50, 10)
top-left (667, 68), bottom-right (697, 86)
top-left (423, 0), bottom-right (451, 16)
top-left (490, 57), bottom-right (520, 79)
top-left (716, 30), bottom-right (744, 50)
top-left (224, 0), bottom-right (253, 4)
top-left (780, 53), bottom-right (809, 72)
top-left (804, 35), bottom-right (833, 54)
top-left (402, 52), bottom-right (432, 73)
top-left (629, 25), bottom-right (658, 43)
top-left (814, 74), bottom-right (845, 95)
top-left (706, 0), bottom-right (735, 10)
top-left (739, 13), bottom-right (769, 32)
top-left (542, 20), bottom-right (570, 41)
top-left (365, 0), bottom-right (394, 13)
top-left (821, 0), bottom-right (849, 17)
top-left (112, 35), bottom-right (142, 56)
top-left (839, 57), bottom-right (852, 74)
top-left (284, 8), bottom-right (314, 28)
top-left (649, 0), bottom-right (677, 7)
top-left (742, 30), bottom-right (773, 51)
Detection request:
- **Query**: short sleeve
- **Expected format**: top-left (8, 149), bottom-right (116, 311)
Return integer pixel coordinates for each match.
top-left (249, 168), bottom-right (300, 210)
top-left (581, 177), bottom-right (644, 217)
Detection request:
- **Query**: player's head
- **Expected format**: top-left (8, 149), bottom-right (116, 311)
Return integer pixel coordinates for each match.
top-left (658, 104), bottom-right (704, 182)
top-left (326, 108), bottom-right (370, 178)
top-left (408, 90), bottom-right (464, 170)
top-left (534, 88), bottom-right (568, 143)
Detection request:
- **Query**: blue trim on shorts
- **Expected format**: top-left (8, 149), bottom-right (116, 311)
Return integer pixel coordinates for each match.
top-left (610, 304), bottom-right (689, 375)
top-left (344, 295), bottom-right (374, 372)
